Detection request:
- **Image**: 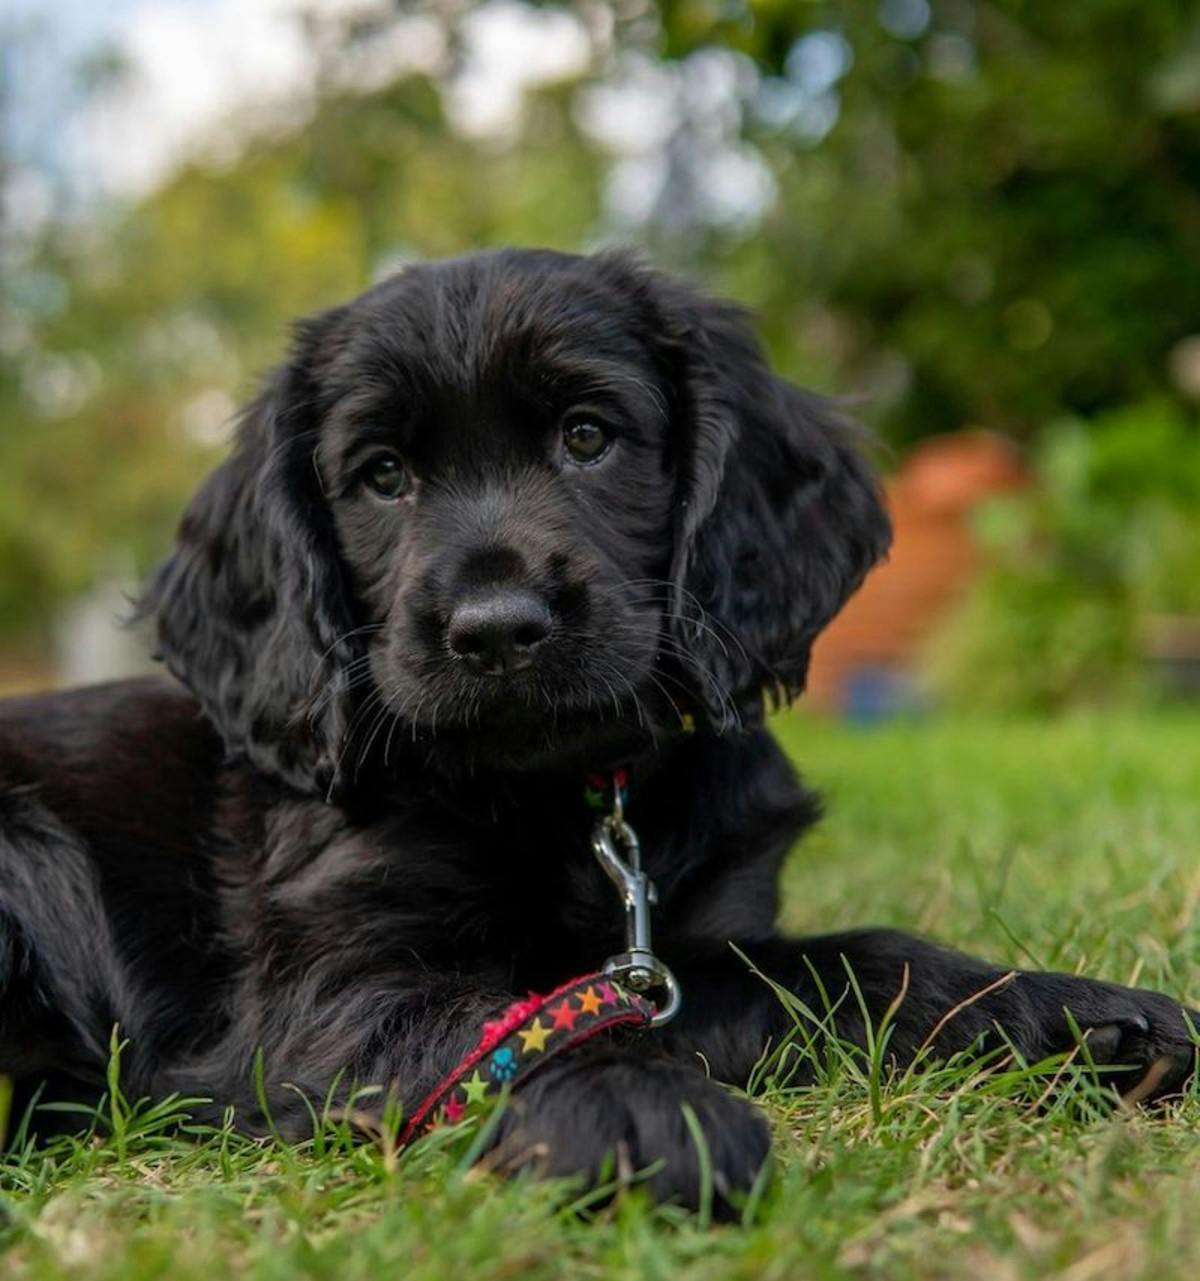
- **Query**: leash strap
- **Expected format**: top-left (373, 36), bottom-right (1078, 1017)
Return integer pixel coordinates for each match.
top-left (399, 971), bottom-right (654, 1145)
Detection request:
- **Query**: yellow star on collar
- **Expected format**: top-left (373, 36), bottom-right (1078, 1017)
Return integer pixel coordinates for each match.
top-left (517, 1017), bottom-right (552, 1053)
top-left (462, 1070), bottom-right (489, 1105)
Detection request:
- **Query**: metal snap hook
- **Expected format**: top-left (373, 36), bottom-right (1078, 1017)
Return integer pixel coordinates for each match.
top-left (591, 813), bottom-right (682, 1027)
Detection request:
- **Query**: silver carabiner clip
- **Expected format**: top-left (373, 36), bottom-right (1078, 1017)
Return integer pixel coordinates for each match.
top-left (591, 813), bottom-right (682, 1027)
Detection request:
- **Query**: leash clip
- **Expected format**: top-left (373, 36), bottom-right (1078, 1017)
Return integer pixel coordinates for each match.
top-left (591, 810), bottom-right (682, 1028)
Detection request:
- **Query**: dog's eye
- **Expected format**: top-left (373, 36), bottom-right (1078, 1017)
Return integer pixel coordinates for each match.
top-left (362, 453), bottom-right (413, 501)
top-left (562, 416), bottom-right (612, 465)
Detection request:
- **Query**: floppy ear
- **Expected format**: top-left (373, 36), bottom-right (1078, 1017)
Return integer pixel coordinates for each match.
top-left (662, 288), bottom-right (892, 727)
top-left (142, 312), bottom-right (357, 796)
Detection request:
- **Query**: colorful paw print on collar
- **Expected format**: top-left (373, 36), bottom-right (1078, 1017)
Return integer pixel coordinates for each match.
top-left (489, 1046), bottom-right (518, 1082)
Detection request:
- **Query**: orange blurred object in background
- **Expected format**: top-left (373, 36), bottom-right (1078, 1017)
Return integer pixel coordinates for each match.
top-left (806, 431), bottom-right (1029, 714)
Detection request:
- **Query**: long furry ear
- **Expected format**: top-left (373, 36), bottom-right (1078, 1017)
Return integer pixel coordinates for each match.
top-left (655, 280), bottom-right (892, 728)
top-left (141, 311), bottom-right (357, 795)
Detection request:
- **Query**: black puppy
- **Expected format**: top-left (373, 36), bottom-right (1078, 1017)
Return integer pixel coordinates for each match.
top-left (0, 249), bottom-right (1194, 1208)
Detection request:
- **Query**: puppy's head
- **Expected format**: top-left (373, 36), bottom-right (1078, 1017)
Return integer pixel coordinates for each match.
top-left (144, 249), bottom-right (890, 794)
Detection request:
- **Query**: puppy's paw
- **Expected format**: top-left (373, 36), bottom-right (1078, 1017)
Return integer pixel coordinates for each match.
top-left (485, 1050), bottom-right (770, 1215)
top-left (1021, 972), bottom-right (1198, 1103)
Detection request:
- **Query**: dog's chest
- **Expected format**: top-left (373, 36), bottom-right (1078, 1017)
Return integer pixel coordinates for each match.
top-left (256, 798), bottom-right (625, 974)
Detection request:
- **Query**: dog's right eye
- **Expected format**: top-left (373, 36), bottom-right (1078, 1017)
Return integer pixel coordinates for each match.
top-left (362, 453), bottom-right (413, 501)
top-left (562, 415), bottom-right (613, 465)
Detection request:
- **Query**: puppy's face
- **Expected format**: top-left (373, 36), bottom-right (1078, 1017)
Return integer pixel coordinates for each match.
top-left (312, 255), bottom-right (678, 764)
top-left (146, 249), bottom-right (891, 794)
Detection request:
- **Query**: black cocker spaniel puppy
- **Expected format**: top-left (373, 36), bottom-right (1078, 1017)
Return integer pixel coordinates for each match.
top-left (0, 249), bottom-right (1194, 1209)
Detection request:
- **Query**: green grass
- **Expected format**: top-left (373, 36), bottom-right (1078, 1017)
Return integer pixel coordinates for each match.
top-left (3, 711), bottom-right (1199, 1281)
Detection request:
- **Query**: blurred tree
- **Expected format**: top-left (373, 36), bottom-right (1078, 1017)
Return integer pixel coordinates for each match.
top-left (0, 58), bottom-right (604, 637)
top-left (638, 0), bottom-right (1200, 442)
top-left (2, 0), bottom-right (1199, 646)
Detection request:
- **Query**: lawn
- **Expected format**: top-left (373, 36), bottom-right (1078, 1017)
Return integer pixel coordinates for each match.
top-left (2, 711), bottom-right (1198, 1281)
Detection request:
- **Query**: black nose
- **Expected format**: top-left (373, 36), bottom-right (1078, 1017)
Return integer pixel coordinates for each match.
top-left (447, 588), bottom-right (552, 676)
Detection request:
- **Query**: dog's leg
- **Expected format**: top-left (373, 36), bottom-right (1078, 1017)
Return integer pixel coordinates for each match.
top-left (164, 970), bottom-right (769, 1213)
top-left (0, 799), bottom-right (134, 1095)
top-left (0, 908), bottom-right (51, 1077)
top-left (659, 931), bottom-right (1198, 1102)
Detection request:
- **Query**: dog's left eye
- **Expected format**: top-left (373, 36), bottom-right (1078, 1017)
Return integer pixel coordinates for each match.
top-left (562, 415), bottom-right (612, 465)
top-left (362, 453), bottom-right (413, 501)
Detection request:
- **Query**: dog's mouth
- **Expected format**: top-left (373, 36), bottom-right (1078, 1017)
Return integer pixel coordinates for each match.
top-left (405, 662), bottom-right (648, 730)
top-left (401, 693), bottom-right (666, 774)
top-left (354, 640), bottom-right (672, 773)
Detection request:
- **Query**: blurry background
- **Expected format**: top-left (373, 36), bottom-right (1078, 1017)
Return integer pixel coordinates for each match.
top-left (2, 0), bottom-right (1199, 714)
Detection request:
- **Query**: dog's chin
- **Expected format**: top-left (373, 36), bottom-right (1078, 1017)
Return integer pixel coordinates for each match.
top-left (381, 672), bottom-right (670, 775)
top-left (445, 719), bottom-right (657, 774)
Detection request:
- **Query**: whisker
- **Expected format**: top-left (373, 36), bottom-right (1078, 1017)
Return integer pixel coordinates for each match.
top-left (354, 693), bottom-right (399, 780)
top-left (311, 623), bottom-right (386, 674)
top-left (597, 576), bottom-right (750, 665)
top-left (308, 656), bottom-right (380, 718)
top-left (601, 621), bottom-right (741, 728)
top-left (329, 686), bottom-right (389, 787)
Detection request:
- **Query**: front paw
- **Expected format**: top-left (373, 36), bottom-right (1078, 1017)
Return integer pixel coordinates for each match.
top-left (1021, 972), bottom-right (1198, 1103)
top-left (484, 1050), bottom-right (770, 1214)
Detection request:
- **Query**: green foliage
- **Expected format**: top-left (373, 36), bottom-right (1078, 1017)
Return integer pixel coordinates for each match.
top-left (4, 0), bottom-right (1200, 648)
top-left (0, 72), bottom-right (604, 638)
top-left (651, 0), bottom-right (1200, 441)
top-left (926, 401), bottom-right (1200, 711)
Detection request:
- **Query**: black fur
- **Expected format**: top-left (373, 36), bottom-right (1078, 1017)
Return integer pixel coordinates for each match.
top-left (0, 249), bottom-right (1194, 1212)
